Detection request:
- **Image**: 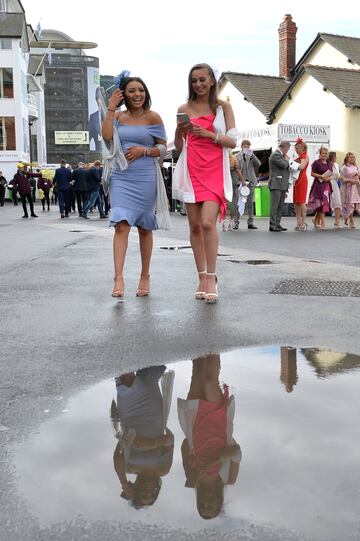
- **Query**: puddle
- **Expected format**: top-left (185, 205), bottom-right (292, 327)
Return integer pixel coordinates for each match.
top-left (160, 245), bottom-right (192, 250)
top-left (228, 259), bottom-right (274, 265)
top-left (14, 347), bottom-right (360, 540)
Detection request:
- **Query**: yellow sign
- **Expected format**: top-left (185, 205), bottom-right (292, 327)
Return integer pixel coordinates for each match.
top-left (54, 131), bottom-right (89, 145)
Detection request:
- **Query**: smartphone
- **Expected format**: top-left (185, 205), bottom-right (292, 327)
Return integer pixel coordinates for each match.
top-left (176, 112), bottom-right (190, 124)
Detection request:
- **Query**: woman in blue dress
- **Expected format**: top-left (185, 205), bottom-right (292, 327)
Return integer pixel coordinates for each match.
top-left (102, 77), bottom-right (166, 299)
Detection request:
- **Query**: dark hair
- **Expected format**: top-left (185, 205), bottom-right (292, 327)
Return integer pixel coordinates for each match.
top-left (328, 151), bottom-right (336, 162)
top-left (132, 474), bottom-right (162, 508)
top-left (119, 77), bottom-right (152, 110)
top-left (60, 159), bottom-right (66, 166)
top-left (196, 477), bottom-right (224, 519)
top-left (187, 63), bottom-right (218, 113)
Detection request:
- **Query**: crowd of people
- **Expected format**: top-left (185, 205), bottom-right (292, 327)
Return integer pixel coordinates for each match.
top-left (0, 161), bottom-right (110, 220)
top-left (1, 63), bottom-right (359, 307)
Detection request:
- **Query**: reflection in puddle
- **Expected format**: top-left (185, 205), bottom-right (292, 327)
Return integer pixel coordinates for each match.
top-left (14, 347), bottom-right (360, 540)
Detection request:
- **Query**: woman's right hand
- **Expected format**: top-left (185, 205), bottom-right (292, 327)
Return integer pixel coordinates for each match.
top-left (108, 89), bottom-right (124, 110)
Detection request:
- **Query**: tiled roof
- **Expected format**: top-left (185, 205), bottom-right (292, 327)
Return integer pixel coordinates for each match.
top-left (293, 32), bottom-right (360, 74)
top-left (304, 65), bottom-right (360, 108)
top-left (220, 72), bottom-right (290, 118)
top-left (320, 33), bottom-right (360, 67)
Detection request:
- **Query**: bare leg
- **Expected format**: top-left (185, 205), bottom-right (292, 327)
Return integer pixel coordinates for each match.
top-left (186, 203), bottom-right (207, 295)
top-left (319, 212), bottom-right (326, 229)
top-left (301, 203), bottom-right (307, 226)
top-left (113, 221), bottom-right (131, 295)
top-left (201, 201), bottom-right (220, 299)
top-left (294, 203), bottom-right (301, 228)
top-left (334, 207), bottom-right (341, 227)
top-left (136, 226), bottom-right (153, 296)
top-left (187, 354), bottom-right (222, 402)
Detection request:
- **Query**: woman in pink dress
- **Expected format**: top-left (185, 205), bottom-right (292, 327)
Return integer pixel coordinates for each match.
top-left (177, 354), bottom-right (241, 519)
top-left (340, 152), bottom-right (360, 228)
top-left (174, 64), bottom-right (237, 304)
top-left (308, 147), bottom-right (333, 229)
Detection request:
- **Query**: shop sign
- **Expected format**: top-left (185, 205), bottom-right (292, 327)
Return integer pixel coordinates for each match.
top-left (237, 125), bottom-right (277, 149)
top-left (278, 124), bottom-right (330, 142)
top-left (55, 131), bottom-right (89, 145)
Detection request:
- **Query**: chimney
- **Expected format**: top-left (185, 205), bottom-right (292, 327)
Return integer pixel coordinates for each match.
top-left (278, 14), bottom-right (297, 80)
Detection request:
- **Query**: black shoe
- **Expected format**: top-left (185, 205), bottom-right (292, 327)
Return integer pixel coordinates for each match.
top-left (104, 213), bottom-right (109, 218)
top-left (248, 224), bottom-right (258, 230)
top-left (80, 213), bottom-right (89, 219)
top-left (61, 214), bottom-right (65, 218)
top-left (100, 215), bottom-right (107, 219)
top-left (232, 223), bottom-right (239, 230)
top-left (279, 226), bottom-right (287, 231)
top-left (31, 213), bottom-right (38, 218)
top-left (22, 214), bottom-right (29, 218)
top-left (65, 213), bottom-right (69, 217)
top-left (269, 226), bottom-right (281, 232)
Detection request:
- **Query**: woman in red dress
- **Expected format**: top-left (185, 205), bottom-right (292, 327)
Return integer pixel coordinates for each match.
top-left (293, 138), bottom-right (309, 231)
top-left (174, 64), bottom-right (237, 304)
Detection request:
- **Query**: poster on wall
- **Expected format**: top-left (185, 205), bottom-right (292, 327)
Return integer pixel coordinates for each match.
top-left (87, 66), bottom-right (104, 153)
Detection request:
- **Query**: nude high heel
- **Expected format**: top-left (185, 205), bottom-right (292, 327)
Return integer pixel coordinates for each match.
top-left (205, 273), bottom-right (218, 304)
top-left (195, 271), bottom-right (207, 300)
top-left (136, 274), bottom-right (150, 297)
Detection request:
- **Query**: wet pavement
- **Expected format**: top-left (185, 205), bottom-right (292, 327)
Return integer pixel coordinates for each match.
top-left (12, 347), bottom-right (360, 541)
top-left (1, 204), bottom-right (360, 540)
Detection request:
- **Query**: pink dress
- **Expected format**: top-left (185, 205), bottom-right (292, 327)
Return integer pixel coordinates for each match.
top-left (341, 165), bottom-right (360, 219)
top-left (187, 114), bottom-right (226, 220)
top-left (192, 386), bottom-right (228, 477)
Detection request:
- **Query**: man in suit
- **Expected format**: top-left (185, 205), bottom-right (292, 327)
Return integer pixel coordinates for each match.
top-left (53, 160), bottom-right (72, 218)
top-left (80, 160), bottom-right (106, 219)
top-left (88, 88), bottom-right (103, 152)
top-left (235, 139), bottom-right (261, 229)
top-left (268, 141), bottom-right (291, 232)
top-left (71, 162), bottom-right (89, 216)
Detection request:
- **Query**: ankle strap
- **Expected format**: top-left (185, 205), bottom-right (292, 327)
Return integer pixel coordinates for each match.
top-left (207, 272), bottom-right (216, 276)
top-left (198, 270), bottom-right (206, 275)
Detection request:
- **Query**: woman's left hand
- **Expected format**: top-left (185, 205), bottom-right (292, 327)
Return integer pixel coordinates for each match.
top-left (191, 125), bottom-right (213, 139)
top-left (125, 146), bottom-right (145, 163)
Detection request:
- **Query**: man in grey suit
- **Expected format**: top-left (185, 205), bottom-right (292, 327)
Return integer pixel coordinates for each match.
top-left (236, 139), bottom-right (261, 229)
top-left (268, 141), bottom-right (291, 232)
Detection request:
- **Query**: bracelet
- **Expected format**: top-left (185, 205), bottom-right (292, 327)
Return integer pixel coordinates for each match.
top-left (107, 108), bottom-right (116, 112)
top-left (214, 133), bottom-right (220, 144)
top-left (144, 147), bottom-right (151, 156)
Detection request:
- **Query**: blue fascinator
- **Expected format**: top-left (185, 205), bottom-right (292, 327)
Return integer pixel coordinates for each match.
top-left (114, 70), bottom-right (130, 88)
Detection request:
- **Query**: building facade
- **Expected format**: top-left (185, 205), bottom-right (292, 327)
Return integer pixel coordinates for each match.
top-left (0, 0), bottom-right (46, 181)
top-left (30, 29), bottom-right (101, 166)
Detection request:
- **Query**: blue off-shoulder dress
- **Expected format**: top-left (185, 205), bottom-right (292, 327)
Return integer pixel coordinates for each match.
top-left (109, 123), bottom-right (166, 229)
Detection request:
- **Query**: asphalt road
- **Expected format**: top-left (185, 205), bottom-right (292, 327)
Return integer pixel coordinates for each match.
top-left (1, 202), bottom-right (360, 541)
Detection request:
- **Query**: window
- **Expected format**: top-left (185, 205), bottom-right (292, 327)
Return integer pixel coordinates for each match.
top-left (0, 117), bottom-right (16, 150)
top-left (0, 68), bottom-right (13, 98)
top-left (0, 39), bottom-right (11, 50)
top-left (0, 0), bottom-right (8, 12)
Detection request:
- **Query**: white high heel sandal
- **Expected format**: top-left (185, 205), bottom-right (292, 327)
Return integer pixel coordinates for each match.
top-left (205, 273), bottom-right (218, 304)
top-left (195, 270), bottom-right (207, 300)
